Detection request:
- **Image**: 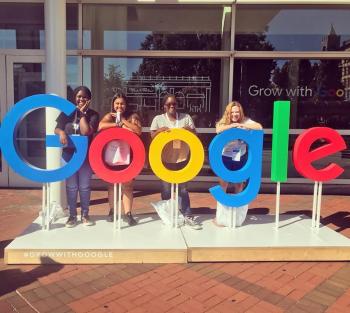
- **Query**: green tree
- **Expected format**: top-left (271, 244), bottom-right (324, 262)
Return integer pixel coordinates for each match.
top-left (103, 64), bottom-right (124, 112)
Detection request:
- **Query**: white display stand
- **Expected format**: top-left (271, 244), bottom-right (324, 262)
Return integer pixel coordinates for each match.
top-left (5, 213), bottom-right (350, 264)
top-left (5, 214), bottom-right (187, 264)
top-left (184, 214), bottom-right (350, 262)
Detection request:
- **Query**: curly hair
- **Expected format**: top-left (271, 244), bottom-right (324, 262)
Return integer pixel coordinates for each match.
top-left (217, 101), bottom-right (245, 126)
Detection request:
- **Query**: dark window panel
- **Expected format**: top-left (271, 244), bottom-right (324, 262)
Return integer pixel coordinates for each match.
top-left (233, 59), bottom-right (350, 129)
top-left (235, 5), bottom-right (350, 51)
top-left (83, 4), bottom-right (231, 51)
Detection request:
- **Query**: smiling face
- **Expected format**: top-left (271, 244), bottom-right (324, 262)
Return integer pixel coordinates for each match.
top-left (113, 97), bottom-right (126, 113)
top-left (164, 96), bottom-right (177, 116)
top-left (230, 105), bottom-right (242, 123)
top-left (75, 90), bottom-right (90, 109)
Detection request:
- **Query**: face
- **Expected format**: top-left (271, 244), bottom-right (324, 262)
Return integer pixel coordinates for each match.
top-left (164, 96), bottom-right (177, 115)
top-left (230, 105), bottom-right (241, 123)
top-left (75, 90), bottom-right (90, 108)
top-left (113, 97), bottom-right (126, 113)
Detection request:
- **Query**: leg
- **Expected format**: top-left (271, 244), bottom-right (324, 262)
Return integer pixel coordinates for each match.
top-left (78, 159), bottom-right (93, 217)
top-left (213, 179), bottom-right (229, 227)
top-left (161, 180), bottom-right (171, 201)
top-left (66, 172), bottom-right (78, 217)
top-left (122, 180), bottom-right (134, 214)
top-left (233, 182), bottom-right (245, 194)
top-left (179, 182), bottom-right (191, 217)
top-left (122, 180), bottom-right (137, 225)
top-left (219, 179), bottom-right (229, 192)
top-left (108, 184), bottom-right (114, 209)
top-left (106, 184), bottom-right (114, 222)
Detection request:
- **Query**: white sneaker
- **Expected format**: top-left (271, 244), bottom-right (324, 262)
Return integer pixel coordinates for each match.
top-left (184, 216), bottom-right (202, 230)
top-left (81, 215), bottom-right (94, 226)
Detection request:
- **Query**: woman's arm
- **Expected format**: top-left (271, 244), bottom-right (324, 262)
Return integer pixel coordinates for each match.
top-left (122, 114), bottom-right (142, 135)
top-left (216, 123), bottom-right (240, 133)
top-left (216, 120), bottom-right (262, 133)
top-left (240, 120), bottom-right (263, 130)
top-left (78, 100), bottom-right (95, 135)
top-left (54, 127), bottom-right (68, 145)
top-left (79, 115), bottom-right (94, 135)
top-left (150, 127), bottom-right (169, 138)
top-left (98, 113), bottom-right (116, 131)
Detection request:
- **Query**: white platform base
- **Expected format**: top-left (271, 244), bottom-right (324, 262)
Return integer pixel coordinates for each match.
top-left (5, 214), bottom-right (350, 264)
top-left (5, 214), bottom-right (187, 264)
top-left (185, 214), bottom-right (350, 262)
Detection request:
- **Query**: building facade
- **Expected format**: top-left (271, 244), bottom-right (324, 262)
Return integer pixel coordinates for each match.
top-left (0, 0), bottom-right (350, 189)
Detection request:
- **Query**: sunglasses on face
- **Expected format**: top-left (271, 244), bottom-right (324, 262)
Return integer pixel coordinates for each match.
top-left (165, 102), bottom-right (177, 106)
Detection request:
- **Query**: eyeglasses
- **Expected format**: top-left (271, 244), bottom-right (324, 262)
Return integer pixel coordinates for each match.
top-left (165, 102), bottom-right (177, 106)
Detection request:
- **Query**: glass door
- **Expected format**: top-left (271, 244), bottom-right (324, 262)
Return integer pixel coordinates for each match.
top-left (6, 55), bottom-right (45, 187)
top-left (0, 54), bottom-right (8, 186)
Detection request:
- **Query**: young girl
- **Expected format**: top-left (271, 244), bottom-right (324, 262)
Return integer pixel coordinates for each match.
top-left (98, 93), bottom-right (142, 226)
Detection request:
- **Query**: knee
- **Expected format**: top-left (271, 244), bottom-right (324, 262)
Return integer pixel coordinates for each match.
top-left (161, 186), bottom-right (171, 197)
top-left (179, 184), bottom-right (188, 194)
top-left (66, 183), bottom-right (78, 192)
top-left (122, 181), bottom-right (133, 194)
top-left (79, 182), bottom-right (91, 193)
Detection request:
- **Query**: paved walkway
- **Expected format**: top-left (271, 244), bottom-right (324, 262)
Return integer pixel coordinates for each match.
top-left (0, 188), bottom-right (350, 313)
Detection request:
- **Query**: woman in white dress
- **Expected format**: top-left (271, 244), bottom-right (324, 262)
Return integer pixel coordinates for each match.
top-left (213, 101), bottom-right (262, 227)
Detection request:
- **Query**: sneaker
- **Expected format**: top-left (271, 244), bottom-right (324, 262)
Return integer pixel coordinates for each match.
top-left (82, 215), bottom-right (94, 226)
top-left (65, 215), bottom-right (77, 228)
top-left (125, 212), bottom-right (137, 226)
top-left (184, 216), bottom-right (202, 230)
top-left (107, 208), bottom-right (114, 222)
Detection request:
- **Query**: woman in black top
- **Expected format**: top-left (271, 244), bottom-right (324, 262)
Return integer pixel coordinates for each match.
top-left (55, 86), bottom-right (99, 227)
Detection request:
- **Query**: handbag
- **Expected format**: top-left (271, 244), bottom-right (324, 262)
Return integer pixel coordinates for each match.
top-left (104, 140), bottom-right (130, 166)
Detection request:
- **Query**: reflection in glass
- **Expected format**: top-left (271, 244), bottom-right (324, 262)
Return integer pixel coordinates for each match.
top-left (84, 57), bottom-right (228, 127)
top-left (13, 63), bottom-right (46, 168)
top-left (83, 4), bottom-right (231, 50)
top-left (0, 3), bottom-right (78, 49)
top-left (12, 59), bottom-right (80, 169)
top-left (84, 56), bottom-right (229, 176)
top-left (233, 59), bottom-right (350, 129)
top-left (67, 56), bottom-right (80, 102)
top-left (235, 5), bottom-right (350, 51)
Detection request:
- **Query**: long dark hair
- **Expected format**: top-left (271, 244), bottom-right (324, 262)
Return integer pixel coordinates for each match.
top-left (73, 86), bottom-right (92, 102)
top-left (110, 93), bottom-right (127, 113)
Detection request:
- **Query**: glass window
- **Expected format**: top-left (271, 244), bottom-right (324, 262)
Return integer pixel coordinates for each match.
top-left (13, 58), bottom-right (80, 169)
top-left (83, 4), bottom-right (231, 50)
top-left (83, 56), bottom-right (229, 176)
top-left (235, 5), bottom-right (350, 51)
top-left (0, 3), bottom-right (78, 49)
top-left (233, 59), bottom-right (350, 129)
top-left (66, 4), bottom-right (79, 50)
top-left (67, 56), bottom-right (80, 100)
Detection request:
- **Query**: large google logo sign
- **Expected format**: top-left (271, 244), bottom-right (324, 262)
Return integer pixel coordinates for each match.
top-left (0, 95), bottom-right (347, 207)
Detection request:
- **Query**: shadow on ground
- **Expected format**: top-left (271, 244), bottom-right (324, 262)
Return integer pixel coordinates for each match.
top-left (0, 240), bottom-right (63, 297)
top-left (321, 211), bottom-right (350, 232)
